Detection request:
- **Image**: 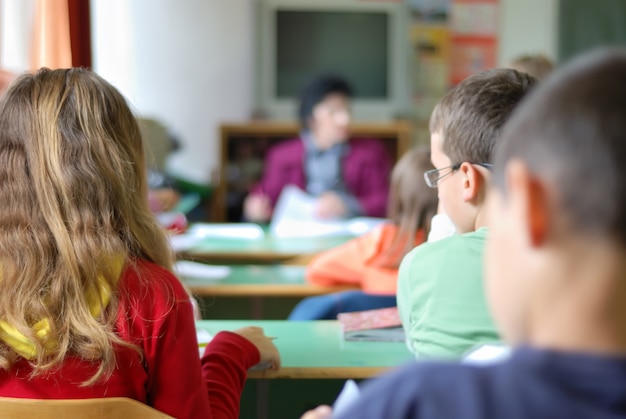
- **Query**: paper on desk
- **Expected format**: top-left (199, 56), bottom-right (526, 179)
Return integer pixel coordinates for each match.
top-left (270, 186), bottom-right (385, 238)
top-left (333, 379), bottom-right (361, 417)
top-left (169, 234), bottom-right (202, 252)
top-left (169, 223), bottom-right (265, 252)
top-left (174, 261), bottom-right (231, 280)
top-left (197, 329), bottom-right (213, 356)
top-left (186, 223), bottom-right (265, 240)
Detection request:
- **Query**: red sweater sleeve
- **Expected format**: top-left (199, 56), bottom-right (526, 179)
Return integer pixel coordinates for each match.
top-left (201, 332), bottom-right (261, 419)
top-left (122, 260), bottom-right (260, 419)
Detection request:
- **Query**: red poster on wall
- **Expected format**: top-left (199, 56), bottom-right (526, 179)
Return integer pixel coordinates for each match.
top-left (449, 0), bottom-right (498, 85)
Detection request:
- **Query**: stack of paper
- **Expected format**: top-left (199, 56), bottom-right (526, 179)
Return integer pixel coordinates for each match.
top-left (270, 185), bottom-right (385, 238)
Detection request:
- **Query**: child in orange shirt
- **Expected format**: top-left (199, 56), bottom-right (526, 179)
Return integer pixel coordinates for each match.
top-left (288, 148), bottom-right (438, 320)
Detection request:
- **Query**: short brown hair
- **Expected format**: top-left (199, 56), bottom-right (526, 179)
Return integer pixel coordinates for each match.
top-left (493, 48), bottom-right (626, 243)
top-left (430, 69), bottom-right (536, 165)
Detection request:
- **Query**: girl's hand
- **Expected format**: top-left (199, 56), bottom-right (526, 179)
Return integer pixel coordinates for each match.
top-left (233, 326), bottom-right (281, 370)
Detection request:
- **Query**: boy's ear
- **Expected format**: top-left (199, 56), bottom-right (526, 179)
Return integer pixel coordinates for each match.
top-left (506, 160), bottom-right (549, 247)
top-left (460, 163), bottom-right (487, 203)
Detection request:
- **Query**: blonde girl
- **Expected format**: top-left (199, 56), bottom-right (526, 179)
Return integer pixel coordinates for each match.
top-left (0, 68), bottom-right (279, 418)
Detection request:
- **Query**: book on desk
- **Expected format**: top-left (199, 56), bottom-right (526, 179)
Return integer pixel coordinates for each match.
top-left (337, 307), bottom-right (405, 342)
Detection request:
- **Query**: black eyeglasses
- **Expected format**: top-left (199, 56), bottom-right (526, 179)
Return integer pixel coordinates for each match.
top-left (423, 162), bottom-right (493, 188)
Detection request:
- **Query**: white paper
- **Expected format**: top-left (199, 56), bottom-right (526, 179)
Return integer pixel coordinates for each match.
top-left (186, 223), bottom-right (265, 240)
top-left (197, 329), bottom-right (213, 345)
top-left (168, 223), bottom-right (265, 252)
top-left (333, 379), bottom-right (361, 417)
top-left (169, 234), bottom-right (203, 252)
top-left (174, 261), bottom-right (231, 280)
top-left (462, 344), bottom-right (511, 366)
top-left (197, 329), bottom-right (213, 356)
top-left (270, 186), bottom-right (385, 238)
top-left (270, 185), bottom-right (318, 224)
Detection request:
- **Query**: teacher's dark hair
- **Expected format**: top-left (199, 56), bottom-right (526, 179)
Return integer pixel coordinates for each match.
top-left (298, 74), bottom-right (353, 129)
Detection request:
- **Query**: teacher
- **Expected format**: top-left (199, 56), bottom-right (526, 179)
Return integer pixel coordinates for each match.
top-left (244, 74), bottom-right (392, 222)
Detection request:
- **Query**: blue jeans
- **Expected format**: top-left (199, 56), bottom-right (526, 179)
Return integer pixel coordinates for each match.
top-left (288, 290), bottom-right (397, 320)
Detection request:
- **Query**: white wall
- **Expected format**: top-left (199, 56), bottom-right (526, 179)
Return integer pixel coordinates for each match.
top-left (498, 0), bottom-right (559, 66)
top-left (0, 0), bottom-right (34, 72)
top-left (92, 0), bottom-right (255, 183)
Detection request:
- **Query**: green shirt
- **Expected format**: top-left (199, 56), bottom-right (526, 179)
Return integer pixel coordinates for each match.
top-left (397, 227), bottom-right (499, 359)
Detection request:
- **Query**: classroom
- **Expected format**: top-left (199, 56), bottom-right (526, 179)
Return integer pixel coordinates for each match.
top-left (0, 0), bottom-right (625, 418)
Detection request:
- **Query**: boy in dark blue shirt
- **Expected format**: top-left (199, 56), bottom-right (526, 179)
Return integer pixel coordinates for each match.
top-left (302, 48), bottom-right (626, 419)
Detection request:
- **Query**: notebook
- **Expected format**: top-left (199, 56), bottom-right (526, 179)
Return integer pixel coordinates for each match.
top-left (337, 307), bottom-right (405, 342)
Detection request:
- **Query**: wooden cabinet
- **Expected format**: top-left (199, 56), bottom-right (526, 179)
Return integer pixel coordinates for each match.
top-left (214, 121), bottom-right (413, 222)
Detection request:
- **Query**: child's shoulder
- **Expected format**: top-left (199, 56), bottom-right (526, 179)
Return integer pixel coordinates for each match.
top-left (405, 228), bottom-right (488, 261)
top-left (399, 229), bottom-right (489, 283)
top-left (346, 359), bottom-right (506, 418)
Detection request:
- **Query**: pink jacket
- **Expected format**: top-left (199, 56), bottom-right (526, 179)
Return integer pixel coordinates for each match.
top-left (251, 137), bottom-right (391, 217)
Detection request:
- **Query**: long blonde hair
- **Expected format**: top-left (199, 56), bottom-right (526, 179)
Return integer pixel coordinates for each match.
top-left (378, 146), bottom-right (438, 269)
top-left (0, 68), bottom-right (173, 384)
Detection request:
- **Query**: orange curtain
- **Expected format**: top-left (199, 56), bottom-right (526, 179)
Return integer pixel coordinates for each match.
top-left (30, 0), bottom-right (72, 70)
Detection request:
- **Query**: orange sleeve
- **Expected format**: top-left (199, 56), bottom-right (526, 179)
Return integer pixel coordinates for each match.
top-left (305, 227), bottom-right (384, 288)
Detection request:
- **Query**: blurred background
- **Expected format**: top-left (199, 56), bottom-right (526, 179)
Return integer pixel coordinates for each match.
top-left (0, 0), bottom-right (623, 218)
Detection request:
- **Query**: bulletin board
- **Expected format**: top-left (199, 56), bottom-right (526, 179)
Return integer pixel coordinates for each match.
top-left (449, 0), bottom-right (498, 85)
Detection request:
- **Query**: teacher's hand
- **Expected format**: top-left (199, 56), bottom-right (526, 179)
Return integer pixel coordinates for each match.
top-left (315, 192), bottom-right (347, 219)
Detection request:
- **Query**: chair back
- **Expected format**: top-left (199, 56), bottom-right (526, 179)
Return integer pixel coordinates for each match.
top-left (0, 396), bottom-right (174, 419)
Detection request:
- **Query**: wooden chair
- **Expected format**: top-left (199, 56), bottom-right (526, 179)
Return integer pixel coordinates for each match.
top-left (0, 397), bottom-right (173, 419)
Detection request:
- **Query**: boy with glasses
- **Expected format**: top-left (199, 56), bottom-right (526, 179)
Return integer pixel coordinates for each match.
top-left (398, 68), bottom-right (536, 358)
top-left (304, 47), bottom-right (626, 419)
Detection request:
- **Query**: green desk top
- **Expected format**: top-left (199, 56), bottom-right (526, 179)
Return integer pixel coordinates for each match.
top-left (180, 235), bottom-right (351, 264)
top-left (182, 265), bottom-right (355, 297)
top-left (196, 320), bottom-right (413, 379)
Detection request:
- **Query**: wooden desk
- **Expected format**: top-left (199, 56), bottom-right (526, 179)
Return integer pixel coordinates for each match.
top-left (196, 320), bottom-right (412, 379)
top-left (216, 121), bottom-right (412, 222)
top-left (178, 235), bottom-right (351, 264)
top-left (182, 265), bottom-right (354, 297)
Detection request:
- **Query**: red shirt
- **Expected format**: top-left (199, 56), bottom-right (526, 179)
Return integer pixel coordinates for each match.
top-left (0, 259), bottom-right (260, 419)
